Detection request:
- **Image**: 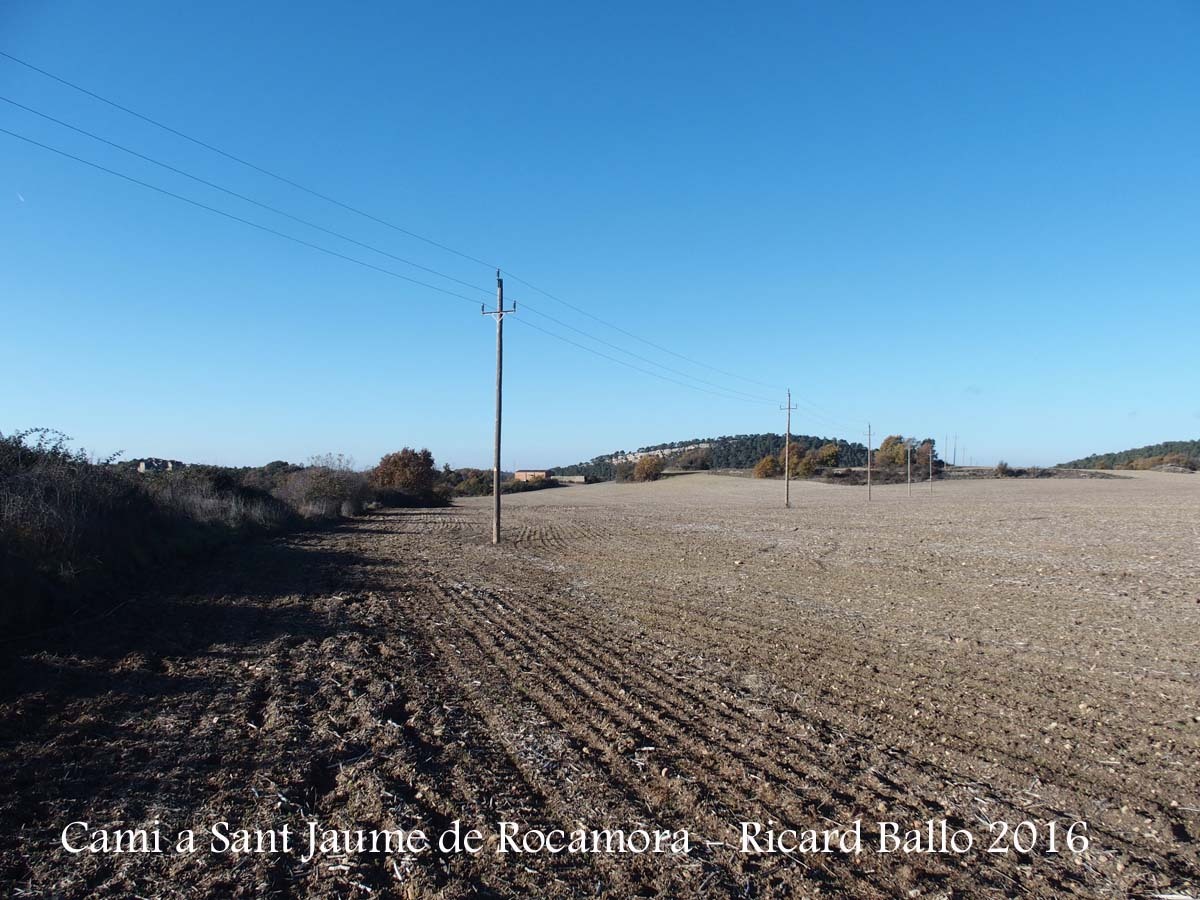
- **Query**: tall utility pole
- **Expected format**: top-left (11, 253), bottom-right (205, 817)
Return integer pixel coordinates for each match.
top-left (866, 423), bottom-right (872, 501)
top-left (482, 270), bottom-right (516, 544)
top-left (781, 389), bottom-right (797, 508)
top-left (953, 434), bottom-right (958, 467)
top-left (907, 442), bottom-right (912, 496)
top-left (929, 439), bottom-right (934, 494)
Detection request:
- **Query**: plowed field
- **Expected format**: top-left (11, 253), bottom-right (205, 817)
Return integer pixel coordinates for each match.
top-left (3, 472), bottom-right (1198, 898)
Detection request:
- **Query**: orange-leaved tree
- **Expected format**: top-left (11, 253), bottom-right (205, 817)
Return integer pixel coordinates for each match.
top-left (634, 455), bottom-right (666, 482)
top-left (371, 448), bottom-right (437, 496)
top-left (877, 435), bottom-right (907, 467)
top-left (753, 455), bottom-right (781, 478)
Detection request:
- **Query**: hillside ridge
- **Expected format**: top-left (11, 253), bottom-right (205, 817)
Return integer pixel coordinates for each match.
top-left (1058, 439), bottom-right (1200, 470)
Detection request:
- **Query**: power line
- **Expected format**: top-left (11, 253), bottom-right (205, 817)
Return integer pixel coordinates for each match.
top-left (519, 302), bottom-right (776, 404)
top-left (0, 51), bottom-right (791, 397)
top-left (505, 272), bottom-right (781, 392)
top-left (1, 102), bottom-right (788, 406)
top-left (2, 94), bottom-right (788, 404)
top-left (513, 317), bottom-right (777, 406)
top-left (780, 402), bottom-right (859, 436)
top-left (0, 124), bottom-right (788, 409)
top-left (0, 52), bottom-right (863, 427)
top-left (0, 126), bottom-right (484, 307)
top-left (0, 94), bottom-right (494, 300)
top-left (0, 49), bottom-right (496, 271)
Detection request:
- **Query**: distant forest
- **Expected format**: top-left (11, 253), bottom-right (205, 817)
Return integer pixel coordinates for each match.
top-left (554, 434), bottom-right (869, 480)
top-left (1058, 439), bottom-right (1200, 470)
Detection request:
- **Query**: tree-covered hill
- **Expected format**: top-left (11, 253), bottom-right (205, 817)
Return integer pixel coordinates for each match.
top-left (1058, 439), bottom-right (1200, 470)
top-left (554, 434), bottom-right (868, 480)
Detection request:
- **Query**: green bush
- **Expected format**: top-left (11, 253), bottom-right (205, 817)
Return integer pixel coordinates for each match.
top-left (443, 467), bottom-right (493, 497)
top-left (674, 447), bottom-right (712, 470)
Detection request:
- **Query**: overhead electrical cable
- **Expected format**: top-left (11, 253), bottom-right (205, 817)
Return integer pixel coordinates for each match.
top-left (519, 302), bottom-right (777, 404)
top-left (1, 103), bottom-right (793, 408)
top-left (2, 51), bottom-right (866, 428)
top-left (506, 273), bottom-right (780, 392)
top-left (0, 124), bottom-right (785, 411)
top-left (0, 49), bottom-right (496, 271)
top-left (512, 317), bottom-right (776, 406)
top-left (2, 93), bottom-right (791, 405)
top-left (0, 94), bottom-right (495, 300)
top-left (3, 122), bottom-right (863, 427)
top-left (0, 51), bottom-right (791, 396)
top-left (0, 126), bottom-right (484, 308)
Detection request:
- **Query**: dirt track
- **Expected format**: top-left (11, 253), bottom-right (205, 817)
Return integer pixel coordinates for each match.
top-left (2, 473), bottom-right (1198, 898)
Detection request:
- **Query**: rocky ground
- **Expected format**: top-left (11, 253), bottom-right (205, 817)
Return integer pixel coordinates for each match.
top-left (2, 472), bottom-right (1197, 898)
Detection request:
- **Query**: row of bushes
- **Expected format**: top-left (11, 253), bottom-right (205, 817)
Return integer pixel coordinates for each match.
top-left (751, 441), bottom-right (842, 479)
top-left (1105, 453), bottom-right (1198, 471)
top-left (1058, 440), bottom-right (1200, 470)
top-left (752, 435), bottom-right (943, 483)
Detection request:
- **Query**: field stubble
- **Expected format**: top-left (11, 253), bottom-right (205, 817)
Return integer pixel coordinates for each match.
top-left (2, 472), bottom-right (1197, 898)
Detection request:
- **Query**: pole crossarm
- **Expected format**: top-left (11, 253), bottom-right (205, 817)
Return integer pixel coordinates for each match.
top-left (481, 303), bottom-right (517, 319)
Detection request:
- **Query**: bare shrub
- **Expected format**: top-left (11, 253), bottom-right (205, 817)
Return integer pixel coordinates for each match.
top-left (269, 455), bottom-right (372, 518)
top-left (275, 463), bottom-right (369, 519)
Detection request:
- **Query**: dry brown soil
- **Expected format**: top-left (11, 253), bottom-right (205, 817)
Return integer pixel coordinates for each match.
top-left (2, 472), bottom-right (1198, 898)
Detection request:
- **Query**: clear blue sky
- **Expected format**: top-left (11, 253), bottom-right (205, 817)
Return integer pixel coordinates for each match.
top-left (2, 1), bottom-right (1197, 468)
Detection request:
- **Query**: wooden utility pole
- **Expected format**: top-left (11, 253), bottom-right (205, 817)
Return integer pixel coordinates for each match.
top-left (482, 270), bottom-right (516, 544)
top-left (867, 423), bottom-right (872, 501)
top-left (929, 439), bottom-right (934, 494)
top-left (907, 442), bottom-right (912, 496)
top-left (781, 389), bottom-right (797, 508)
